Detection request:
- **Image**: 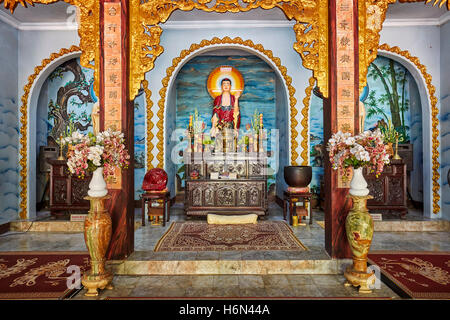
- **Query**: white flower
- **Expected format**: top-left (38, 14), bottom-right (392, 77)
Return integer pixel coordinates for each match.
top-left (87, 145), bottom-right (104, 167)
top-left (344, 137), bottom-right (355, 146)
top-left (350, 144), bottom-right (364, 154)
top-left (328, 138), bottom-right (336, 146)
top-left (355, 150), bottom-right (370, 162)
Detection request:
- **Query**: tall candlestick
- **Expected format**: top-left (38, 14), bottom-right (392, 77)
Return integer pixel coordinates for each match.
top-left (58, 135), bottom-right (64, 160)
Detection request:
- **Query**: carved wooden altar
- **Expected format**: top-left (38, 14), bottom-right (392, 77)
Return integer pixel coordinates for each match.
top-left (363, 159), bottom-right (407, 218)
top-left (184, 152), bottom-right (268, 217)
top-left (47, 159), bottom-right (91, 218)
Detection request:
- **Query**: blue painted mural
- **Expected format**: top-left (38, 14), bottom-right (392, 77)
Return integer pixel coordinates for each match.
top-left (134, 92), bottom-right (146, 200)
top-left (36, 57), bottom-right (146, 202)
top-left (0, 21), bottom-right (19, 224)
top-left (173, 55), bottom-right (279, 190)
top-left (308, 55), bottom-right (423, 204)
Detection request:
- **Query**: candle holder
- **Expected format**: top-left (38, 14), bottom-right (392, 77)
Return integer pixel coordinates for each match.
top-left (57, 135), bottom-right (65, 160)
top-left (393, 132), bottom-right (402, 160)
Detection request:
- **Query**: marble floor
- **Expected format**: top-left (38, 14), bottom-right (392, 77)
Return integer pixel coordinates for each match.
top-left (0, 203), bottom-right (449, 299)
top-left (70, 274), bottom-right (399, 300)
top-left (1, 203), bottom-right (449, 255)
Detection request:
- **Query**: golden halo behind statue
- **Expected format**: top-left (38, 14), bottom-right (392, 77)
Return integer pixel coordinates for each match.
top-left (207, 65), bottom-right (244, 99)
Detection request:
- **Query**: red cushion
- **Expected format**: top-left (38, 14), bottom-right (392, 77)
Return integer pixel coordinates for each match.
top-left (142, 168), bottom-right (168, 191)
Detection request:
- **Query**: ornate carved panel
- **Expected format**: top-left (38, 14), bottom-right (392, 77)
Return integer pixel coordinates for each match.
top-left (237, 188), bottom-right (248, 206)
top-left (192, 187), bottom-right (202, 206)
top-left (249, 187), bottom-right (261, 206)
top-left (217, 186), bottom-right (235, 206)
top-left (388, 177), bottom-right (404, 205)
top-left (364, 162), bottom-right (407, 216)
top-left (249, 162), bottom-right (264, 176)
top-left (204, 188), bottom-right (215, 206)
top-left (53, 179), bottom-right (67, 204)
top-left (186, 180), bottom-right (267, 215)
top-left (366, 178), bottom-right (384, 204)
top-left (72, 178), bottom-right (90, 204)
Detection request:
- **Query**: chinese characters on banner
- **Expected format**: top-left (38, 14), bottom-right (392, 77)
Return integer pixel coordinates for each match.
top-left (104, 3), bottom-right (122, 189)
top-left (336, 0), bottom-right (356, 188)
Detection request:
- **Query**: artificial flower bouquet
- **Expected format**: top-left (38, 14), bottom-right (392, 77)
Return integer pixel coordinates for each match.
top-left (63, 129), bottom-right (130, 179)
top-left (327, 129), bottom-right (390, 177)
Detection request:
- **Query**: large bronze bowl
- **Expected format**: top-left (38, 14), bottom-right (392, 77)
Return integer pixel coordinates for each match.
top-left (284, 166), bottom-right (312, 188)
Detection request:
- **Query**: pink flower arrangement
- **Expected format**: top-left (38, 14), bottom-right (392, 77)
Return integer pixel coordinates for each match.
top-left (327, 129), bottom-right (390, 177)
top-left (64, 129), bottom-right (130, 179)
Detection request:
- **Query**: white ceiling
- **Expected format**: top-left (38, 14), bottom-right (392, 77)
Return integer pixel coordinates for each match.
top-left (0, 2), bottom-right (72, 23)
top-left (0, 1), bottom-right (448, 24)
top-left (386, 2), bottom-right (448, 19)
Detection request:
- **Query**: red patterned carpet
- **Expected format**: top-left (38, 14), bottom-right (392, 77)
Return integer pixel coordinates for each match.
top-left (368, 251), bottom-right (450, 299)
top-left (155, 221), bottom-right (307, 252)
top-left (0, 252), bottom-right (90, 300)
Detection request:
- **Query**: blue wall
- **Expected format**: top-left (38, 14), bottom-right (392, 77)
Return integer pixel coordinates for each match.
top-left (440, 21), bottom-right (450, 219)
top-left (0, 21), bottom-right (19, 224)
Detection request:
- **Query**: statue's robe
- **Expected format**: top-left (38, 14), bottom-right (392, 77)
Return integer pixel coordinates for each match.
top-left (212, 94), bottom-right (241, 129)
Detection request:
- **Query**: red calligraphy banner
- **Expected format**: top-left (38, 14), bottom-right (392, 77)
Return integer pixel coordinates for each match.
top-left (104, 2), bottom-right (122, 189)
top-left (336, 0), bottom-right (356, 188)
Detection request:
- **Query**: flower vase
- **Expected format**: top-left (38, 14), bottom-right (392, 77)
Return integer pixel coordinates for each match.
top-left (349, 167), bottom-right (369, 196)
top-left (88, 167), bottom-right (108, 198)
top-left (344, 194), bottom-right (375, 293)
top-left (82, 195), bottom-right (113, 296)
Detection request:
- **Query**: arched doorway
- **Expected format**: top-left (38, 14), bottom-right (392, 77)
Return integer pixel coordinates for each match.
top-left (35, 56), bottom-right (97, 214)
top-left (19, 47), bottom-right (82, 219)
top-left (375, 48), bottom-right (439, 219)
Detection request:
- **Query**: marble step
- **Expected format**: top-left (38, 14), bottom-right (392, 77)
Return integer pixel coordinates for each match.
top-left (107, 258), bottom-right (353, 276)
top-left (316, 220), bottom-right (450, 232)
top-left (9, 219), bottom-right (449, 232)
top-left (9, 220), bottom-right (143, 232)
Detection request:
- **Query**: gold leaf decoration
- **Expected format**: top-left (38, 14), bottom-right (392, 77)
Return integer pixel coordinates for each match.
top-left (129, 0), bottom-right (329, 100)
top-left (142, 80), bottom-right (155, 170)
top-left (358, 0), bottom-right (396, 95)
top-left (301, 76), bottom-right (316, 166)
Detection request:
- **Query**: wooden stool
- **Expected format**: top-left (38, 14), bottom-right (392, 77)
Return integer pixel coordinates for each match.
top-left (141, 191), bottom-right (170, 227)
top-left (283, 191), bottom-right (313, 226)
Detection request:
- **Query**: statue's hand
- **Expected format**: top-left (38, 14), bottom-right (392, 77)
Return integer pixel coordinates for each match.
top-left (234, 91), bottom-right (241, 99)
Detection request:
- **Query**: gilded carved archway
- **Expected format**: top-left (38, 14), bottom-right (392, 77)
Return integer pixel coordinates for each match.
top-left (129, 0), bottom-right (329, 100)
top-left (150, 36), bottom-right (313, 169)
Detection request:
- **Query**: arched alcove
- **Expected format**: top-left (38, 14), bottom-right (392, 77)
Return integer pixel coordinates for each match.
top-left (34, 56), bottom-right (96, 212)
top-left (155, 44), bottom-right (296, 202)
top-left (22, 49), bottom-right (83, 219)
top-left (376, 50), bottom-right (439, 219)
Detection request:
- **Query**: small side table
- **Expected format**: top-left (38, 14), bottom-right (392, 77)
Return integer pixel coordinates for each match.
top-left (141, 191), bottom-right (170, 227)
top-left (283, 191), bottom-right (313, 226)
